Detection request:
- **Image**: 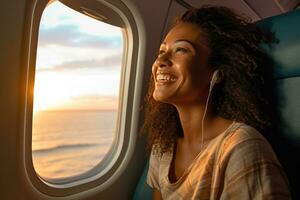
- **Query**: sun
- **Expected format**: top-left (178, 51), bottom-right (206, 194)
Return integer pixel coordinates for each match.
top-left (33, 72), bottom-right (73, 112)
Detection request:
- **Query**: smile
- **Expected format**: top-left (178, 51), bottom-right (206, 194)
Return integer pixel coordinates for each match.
top-left (156, 73), bottom-right (177, 83)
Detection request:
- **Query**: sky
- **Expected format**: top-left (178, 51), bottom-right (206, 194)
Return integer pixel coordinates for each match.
top-left (33, 1), bottom-right (123, 111)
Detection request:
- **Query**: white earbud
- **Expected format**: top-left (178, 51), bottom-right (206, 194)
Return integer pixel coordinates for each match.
top-left (209, 70), bottom-right (220, 91)
top-left (201, 70), bottom-right (220, 150)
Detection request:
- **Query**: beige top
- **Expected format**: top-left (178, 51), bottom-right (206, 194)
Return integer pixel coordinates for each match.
top-left (147, 122), bottom-right (291, 200)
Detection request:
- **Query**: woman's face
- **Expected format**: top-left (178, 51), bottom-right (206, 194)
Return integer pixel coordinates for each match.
top-left (152, 22), bottom-right (213, 105)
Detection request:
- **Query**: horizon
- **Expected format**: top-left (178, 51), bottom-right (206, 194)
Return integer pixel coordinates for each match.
top-left (34, 108), bottom-right (118, 112)
top-left (33, 1), bottom-right (123, 112)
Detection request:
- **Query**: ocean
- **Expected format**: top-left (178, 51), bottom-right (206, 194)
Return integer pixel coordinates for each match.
top-left (32, 110), bottom-right (116, 179)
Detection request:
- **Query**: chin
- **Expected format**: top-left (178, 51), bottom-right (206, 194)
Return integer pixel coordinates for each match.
top-left (153, 95), bottom-right (166, 102)
top-left (153, 93), bottom-right (173, 104)
top-left (153, 92), bottom-right (166, 102)
top-left (153, 86), bottom-right (181, 104)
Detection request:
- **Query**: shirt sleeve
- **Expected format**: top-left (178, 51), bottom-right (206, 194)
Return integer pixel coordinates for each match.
top-left (220, 136), bottom-right (291, 200)
top-left (146, 148), bottom-right (161, 190)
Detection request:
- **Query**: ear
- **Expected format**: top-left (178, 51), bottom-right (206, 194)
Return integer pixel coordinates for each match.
top-left (210, 69), bottom-right (224, 85)
top-left (215, 70), bottom-right (223, 84)
top-left (210, 70), bottom-right (220, 86)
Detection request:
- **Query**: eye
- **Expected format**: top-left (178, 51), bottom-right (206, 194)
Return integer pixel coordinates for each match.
top-left (174, 47), bottom-right (188, 53)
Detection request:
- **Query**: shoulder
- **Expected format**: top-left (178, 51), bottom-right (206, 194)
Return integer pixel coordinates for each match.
top-left (218, 123), bottom-right (291, 199)
top-left (219, 122), bottom-right (280, 167)
top-left (148, 147), bottom-right (162, 168)
top-left (147, 148), bottom-right (161, 189)
top-left (224, 122), bottom-right (268, 147)
top-left (147, 146), bottom-right (172, 190)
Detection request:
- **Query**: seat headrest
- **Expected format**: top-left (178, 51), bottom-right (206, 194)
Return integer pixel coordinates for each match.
top-left (258, 9), bottom-right (300, 79)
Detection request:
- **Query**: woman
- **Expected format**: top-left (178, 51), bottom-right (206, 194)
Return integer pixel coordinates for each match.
top-left (143, 6), bottom-right (291, 200)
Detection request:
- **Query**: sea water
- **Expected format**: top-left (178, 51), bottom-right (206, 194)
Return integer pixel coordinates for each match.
top-left (32, 110), bottom-right (116, 179)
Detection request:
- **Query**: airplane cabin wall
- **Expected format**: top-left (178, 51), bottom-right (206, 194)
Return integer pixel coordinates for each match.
top-left (0, 0), bottom-right (187, 199)
top-left (161, 0), bottom-right (187, 38)
top-left (0, 0), bottom-right (27, 199)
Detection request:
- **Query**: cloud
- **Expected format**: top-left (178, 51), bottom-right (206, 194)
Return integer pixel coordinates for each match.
top-left (38, 54), bottom-right (122, 71)
top-left (38, 24), bottom-right (122, 48)
top-left (96, 54), bottom-right (123, 67)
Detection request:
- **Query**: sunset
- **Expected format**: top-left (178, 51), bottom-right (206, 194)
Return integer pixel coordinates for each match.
top-left (33, 69), bottom-right (120, 111)
top-left (32, 0), bottom-right (122, 179)
top-left (33, 1), bottom-right (123, 112)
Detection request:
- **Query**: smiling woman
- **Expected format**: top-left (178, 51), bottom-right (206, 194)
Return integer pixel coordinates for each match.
top-left (32, 0), bottom-right (124, 180)
top-left (144, 6), bottom-right (291, 199)
top-left (152, 23), bottom-right (212, 104)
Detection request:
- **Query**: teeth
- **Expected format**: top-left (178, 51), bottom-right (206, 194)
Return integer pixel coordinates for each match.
top-left (156, 74), bottom-right (176, 82)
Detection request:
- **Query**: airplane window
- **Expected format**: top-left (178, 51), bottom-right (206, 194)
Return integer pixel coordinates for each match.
top-left (32, 1), bottom-right (123, 180)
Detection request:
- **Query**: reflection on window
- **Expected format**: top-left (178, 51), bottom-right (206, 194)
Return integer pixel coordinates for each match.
top-left (32, 1), bottom-right (123, 179)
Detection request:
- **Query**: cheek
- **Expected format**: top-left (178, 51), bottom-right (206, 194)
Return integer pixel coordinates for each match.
top-left (190, 55), bottom-right (211, 79)
top-left (179, 60), bottom-right (200, 83)
top-left (152, 61), bottom-right (158, 76)
top-left (181, 61), bottom-right (210, 92)
top-left (151, 69), bottom-right (156, 84)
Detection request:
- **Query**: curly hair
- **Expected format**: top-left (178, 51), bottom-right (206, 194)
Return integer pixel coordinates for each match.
top-left (142, 6), bottom-right (278, 156)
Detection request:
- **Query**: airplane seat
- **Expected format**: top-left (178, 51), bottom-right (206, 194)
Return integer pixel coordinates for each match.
top-left (133, 9), bottom-right (300, 199)
top-left (133, 161), bottom-right (152, 200)
top-left (256, 8), bottom-right (300, 199)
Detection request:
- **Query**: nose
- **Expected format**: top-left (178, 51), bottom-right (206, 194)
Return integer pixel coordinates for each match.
top-left (155, 53), bottom-right (172, 68)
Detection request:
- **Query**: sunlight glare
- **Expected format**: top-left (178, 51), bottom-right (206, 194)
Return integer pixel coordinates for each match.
top-left (33, 72), bottom-right (73, 111)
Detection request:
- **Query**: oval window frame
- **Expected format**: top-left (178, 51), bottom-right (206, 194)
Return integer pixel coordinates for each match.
top-left (20, 0), bottom-right (143, 197)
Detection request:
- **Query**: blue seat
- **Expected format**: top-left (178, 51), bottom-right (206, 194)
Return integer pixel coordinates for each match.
top-left (133, 161), bottom-right (152, 200)
top-left (133, 9), bottom-right (300, 199)
top-left (257, 9), bottom-right (300, 199)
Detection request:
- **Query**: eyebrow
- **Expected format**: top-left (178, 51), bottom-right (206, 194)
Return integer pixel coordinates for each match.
top-left (174, 39), bottom-right (196, 47)
top-left (161, 39), bottom-right (197, 49)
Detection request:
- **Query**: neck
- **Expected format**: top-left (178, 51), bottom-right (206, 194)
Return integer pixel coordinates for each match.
top-left (175, 103), bottom-right (217, 144)
top-left (175, 101), bottom-right (234, 149)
